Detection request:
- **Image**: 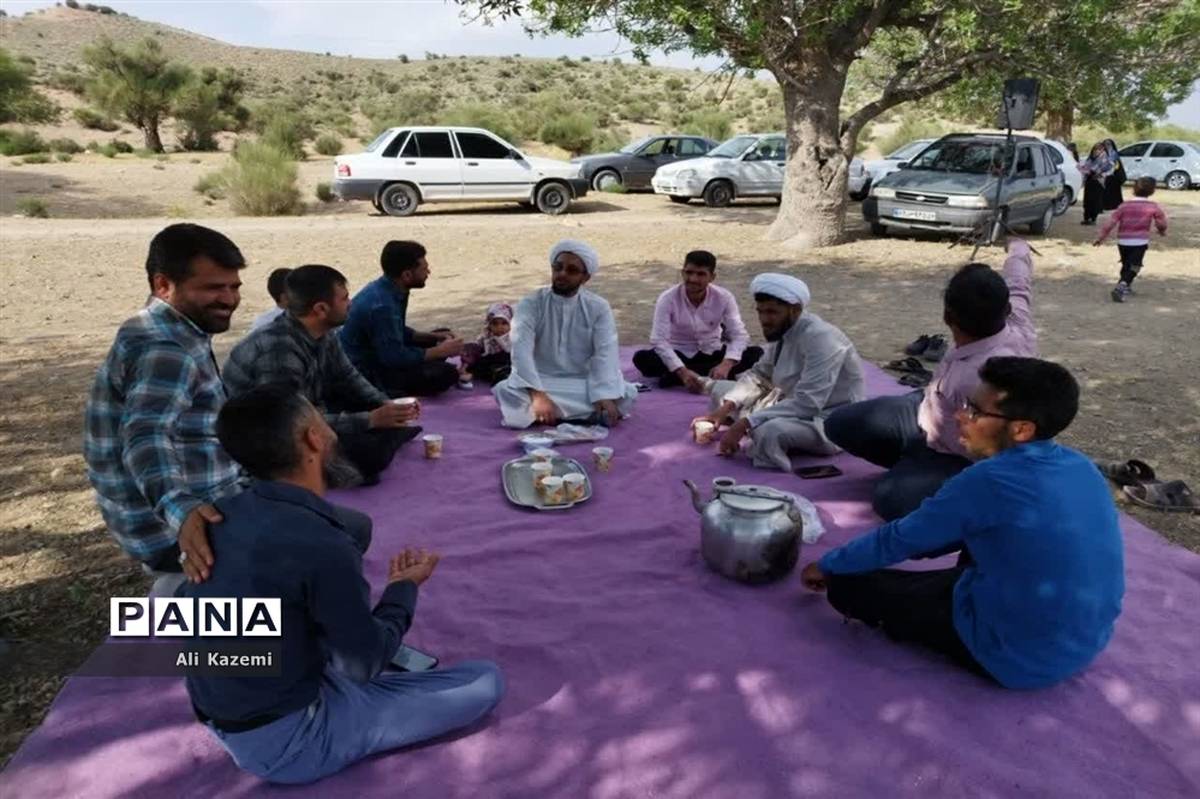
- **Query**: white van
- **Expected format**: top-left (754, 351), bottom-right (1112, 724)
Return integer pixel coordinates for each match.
top-left (333, 126), bottom-right (589, 216)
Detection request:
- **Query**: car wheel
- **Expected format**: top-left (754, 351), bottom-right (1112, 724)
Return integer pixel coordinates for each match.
top-left (669, 196), bottom-right (691, 204)
top-left (1029, 202), bottom-right (1054, 235)
top-left (1052, 186), bottom-right (1073, 216)
top-left (703, 180), bottom-right (734, 208)
top-left (592, 170), bottom-right (621, 192)
top-left (535, 182), bottom-right (571, 215)
top-left (371, 196), bottom-right (383, 214)
top-left (870, 222), bottom-right (887, 236)
top-left (1165, 170), bottom-right (1190, 191)
top-left (379, 184), bottom-right (419, 217)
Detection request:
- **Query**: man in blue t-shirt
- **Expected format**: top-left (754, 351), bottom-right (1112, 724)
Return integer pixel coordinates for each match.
top-left (801, 357), bottom-right (1124, 689)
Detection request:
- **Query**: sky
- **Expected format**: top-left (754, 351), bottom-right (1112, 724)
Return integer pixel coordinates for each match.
top-left (3, 0), bottom-right (1198, 127)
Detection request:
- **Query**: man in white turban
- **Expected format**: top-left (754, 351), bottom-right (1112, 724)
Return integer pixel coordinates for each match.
top-left (693, 272), bottom-right (866, 471)
top-left (493, 240), bottom-right (639, 428)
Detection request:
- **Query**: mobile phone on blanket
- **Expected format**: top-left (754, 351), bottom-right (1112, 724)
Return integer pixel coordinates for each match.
top-left (391, 644), bottom-right (439, 672)
top-left (794, 464), bottom-right (843, 479)
top-left (634, 382), bottom-right (652, 392)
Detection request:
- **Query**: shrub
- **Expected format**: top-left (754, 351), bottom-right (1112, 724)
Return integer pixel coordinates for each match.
top-left (19, 152), bottom-right (52, 164)
top-left (249, 102), bottom-right (315, 159)
top-left (0, 128), bottom-right (47, 155)
top-left (110, 139), bottom-right (134, 153)
top-left (45, 69), bottom-right (88, 95)
top-left (174, 81), bottom-right (225, 151)
top-left (315, 181), bottom-right (335, 202)
top-left (620, 100), bottom-right (654, 123)
top-left (878, 114), bottom-right (948, 157)
top-left (219, 141), bottom-right (302, 215)
top-left (362, 89), bottom-right (442, 137)
top-left (538, 112), bottom-right (597, 155)
top-left (48, 137), bottom-right (83, 153)
top-left (314, 133), bottom-right (343, 156)
top-left (676, 109), bottom-right (734, 142)
top-left (73, 107), bottom-right (120, 130)
top-left (398, 54), bottom-right (409, 63)
top-left (193, 171), bottom-right (225, 200)
top-left (16, 198), bottom-right (49, 217)
top-left (56, 152), bottom-right (73, 162)
top-left (665, 77), bottom-right (685, 91)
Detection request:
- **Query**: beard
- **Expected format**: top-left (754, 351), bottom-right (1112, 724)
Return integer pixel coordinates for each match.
top-left (186, 303), bottom-right (236, 334)
top-left (551, 281), bottom-right (578, 297)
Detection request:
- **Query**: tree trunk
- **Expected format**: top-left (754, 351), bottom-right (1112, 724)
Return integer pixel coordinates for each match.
top-left (1044, 102), bottom-right (1074, 143)
top-left (766, 64), bottom-right (851, 249)
top-left (142, 118), bottom-right (164, 153)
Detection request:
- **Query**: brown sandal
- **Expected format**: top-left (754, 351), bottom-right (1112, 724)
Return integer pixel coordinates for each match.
top-left (1097, 459), bottom-right (1157, 487)
top-left (1123, 480), bottom-right (1200, 514)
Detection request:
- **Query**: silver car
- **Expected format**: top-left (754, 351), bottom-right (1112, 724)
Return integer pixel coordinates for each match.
top-left (1118, 141), bottom-right (1200, 190)
top-left (863, 133), bottom-right (1062, 236)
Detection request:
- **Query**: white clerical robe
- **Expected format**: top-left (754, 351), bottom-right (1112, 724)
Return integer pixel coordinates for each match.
top-left (710, 312), bottom-right (865, 470)
top-left (493, 287), bottom-right (638, 429)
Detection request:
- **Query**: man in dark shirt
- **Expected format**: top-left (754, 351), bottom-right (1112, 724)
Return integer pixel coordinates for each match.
top-left (180, 386), bottom-right (503, 784)
top-left (224, 264), bottom-right (420, 485)
top-left (339, 240), bottom-right (463, 397)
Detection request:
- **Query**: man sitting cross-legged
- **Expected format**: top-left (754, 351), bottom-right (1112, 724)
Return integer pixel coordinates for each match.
top-left (224, 264), bottom-right (422, 486)
top-left (801, 357), bottom-right (1124, 689)
top-left (694, 273), bottom-right (865, 471)
top-left (632, 249), bottom-right (763, 392)
top-left (824, 238), bottom-right (1037, 521)
top-left (340, 240), bottom-right (463, 397)
top-left (493, 239), bottom-right (639, 428)
top-left (181, 386), bottom-right (504, 784)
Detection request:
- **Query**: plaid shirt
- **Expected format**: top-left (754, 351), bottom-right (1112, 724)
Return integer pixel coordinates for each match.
top-left (223, 312), bottom-right (387, 436)
top-left (84, 300), bottom-right (244, 563)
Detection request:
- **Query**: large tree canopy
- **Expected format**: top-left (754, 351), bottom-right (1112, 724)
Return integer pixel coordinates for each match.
top-left (463, 0), bottom-right (1197, 248)
top-left (83, 37), bottom-right (191, 152)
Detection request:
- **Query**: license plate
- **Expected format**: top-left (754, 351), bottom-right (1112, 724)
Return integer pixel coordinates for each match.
top-left (893, 208), bottom-right (937, 221)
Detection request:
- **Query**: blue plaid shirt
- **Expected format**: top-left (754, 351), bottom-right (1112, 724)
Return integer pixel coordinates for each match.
top-left (84, 299), bottom-right (244, 564)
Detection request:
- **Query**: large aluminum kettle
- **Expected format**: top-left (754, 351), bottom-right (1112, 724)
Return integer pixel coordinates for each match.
top-left (683, 477), bottom-right (803, 583)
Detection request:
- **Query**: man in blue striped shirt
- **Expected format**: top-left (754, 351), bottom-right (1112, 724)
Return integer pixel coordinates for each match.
top-left (802, 357), bottom-right (1124, 689)
top-left (84, 224), bottom-right (248, 588)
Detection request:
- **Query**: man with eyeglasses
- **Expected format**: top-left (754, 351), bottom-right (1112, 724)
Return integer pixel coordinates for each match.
top-left (824, 238), bottom-right (1037, 521)
top-left (492, 240), bottom-right (639, 428)
top-left (800, 357), bottom-right (1124, 689)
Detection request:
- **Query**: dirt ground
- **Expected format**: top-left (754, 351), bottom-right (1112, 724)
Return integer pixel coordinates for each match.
top-left (1, 184), bottom-right (1198, 766)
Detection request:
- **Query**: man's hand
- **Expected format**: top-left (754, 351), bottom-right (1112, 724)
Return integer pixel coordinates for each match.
top-left (530, 390), bottom-right (560, 426)
top-left (429, 329), bottom-right (454, 342)
top-left (800, 562), bottom-right (827, 592)
top-left (708, 359), bottom-right (736, 381)
top-left (179, 504), bottom-right (222, 583)
top-left (388, 548), bottom-right (440, 586)
top-left (675, 367), bottom-right (704, 394)
top-left (593, 399), bottom-right (621, 427)
top-left (718, 418), bottom-right (750, 457)
top-left (368, 401), bottom-right (419, 429)
top-left (427, 337), bottom-right (465, 359)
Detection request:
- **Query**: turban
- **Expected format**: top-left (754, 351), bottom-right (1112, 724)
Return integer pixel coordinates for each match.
top-left (550, 239), bottom-right (600, 275)
top-left (750, 273), bottom-right (811, 307)
top-left (486, 302), bottom-right (513, 321)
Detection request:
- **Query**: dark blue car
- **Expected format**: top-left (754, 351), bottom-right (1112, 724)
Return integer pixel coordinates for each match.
top-left (572, 135), bottom-right (718, 191)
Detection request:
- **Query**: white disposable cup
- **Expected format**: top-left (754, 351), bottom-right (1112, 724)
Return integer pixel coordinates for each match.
top-left (592, 446), bottom-right (614, 473)
top-left (540, 475), bottom-right (566, 505)
top-left (530, 448), bottom-right (557, 463)
top-left (692, 420), bottom-right (716, 444)
top-left (394, 397), bottom-right (418, 408)
top-left (563, 472), bottom-right (587, 502)
top-left (422, 434), bottom-right (443, 459)
top-left (530, 461), bottom-right (553, 490)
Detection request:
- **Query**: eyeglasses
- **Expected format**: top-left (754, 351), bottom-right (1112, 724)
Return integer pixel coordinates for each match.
top-left (959, 398), bottom-right (1015, 422)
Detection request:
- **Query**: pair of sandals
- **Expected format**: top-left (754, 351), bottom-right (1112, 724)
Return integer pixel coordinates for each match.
top-left (1096, 459), bottom-right (1200, 514)
top-left (883, 356), bottom-right (933, 388)
top-left (904, 333), bottom-right (948, 362)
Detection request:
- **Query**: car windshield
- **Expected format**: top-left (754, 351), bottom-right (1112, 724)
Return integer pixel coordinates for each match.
top-left (908, 140), bottom-right (1009, 174)
top-left (620, 137), bottom-right (655, 154)
top-left (708, 136), bottom-right (759, 159)
top-left (364, 130), bottom-right (393, 153)
top-left (1186, 143), bottom-right (1200, 155)
top-left (887, 140), bottom-right (930, 160)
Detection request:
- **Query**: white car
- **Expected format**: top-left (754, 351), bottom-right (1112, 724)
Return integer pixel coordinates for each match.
top-left (333, 126), bottom-right (589, 216)
top-left (848, 157), bottom-right (869, 200)
top-left (652, 133), bottom-right (786, 206)
top-left (1042, 139), bottom-right (1082, 215)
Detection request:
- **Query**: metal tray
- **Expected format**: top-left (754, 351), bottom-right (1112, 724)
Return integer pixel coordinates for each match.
top-left (502, 456), bottom-right (592, 511)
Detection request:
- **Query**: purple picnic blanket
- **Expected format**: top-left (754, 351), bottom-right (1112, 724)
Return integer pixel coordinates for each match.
top-left (3, 356), bottom-right (1199, 798)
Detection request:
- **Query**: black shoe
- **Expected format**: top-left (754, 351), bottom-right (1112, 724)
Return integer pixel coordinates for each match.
top-left (904, 334), bottom-right (933, 356)
top-left (922, 335), bottom-right (948, 362)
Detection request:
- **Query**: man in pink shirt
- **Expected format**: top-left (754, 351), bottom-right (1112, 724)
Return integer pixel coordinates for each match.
top-left (825, 238), bottom-right (1037, 520)
top-left (633, 250), bottom-right (763, 392)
